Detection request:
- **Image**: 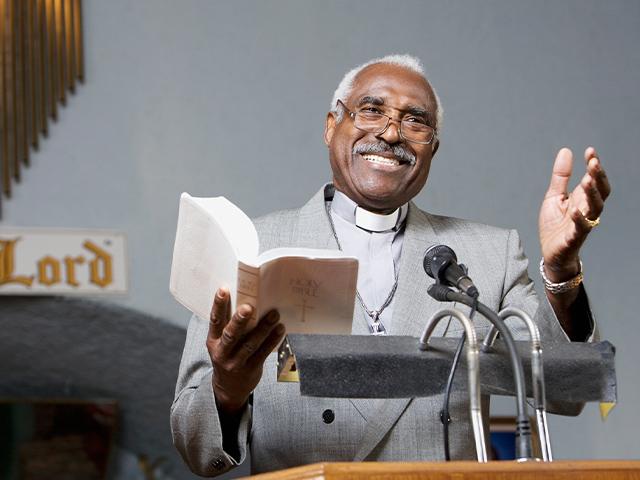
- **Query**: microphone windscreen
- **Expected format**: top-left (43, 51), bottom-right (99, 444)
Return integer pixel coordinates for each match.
top-left (423, 244), bottom-right (457, 278)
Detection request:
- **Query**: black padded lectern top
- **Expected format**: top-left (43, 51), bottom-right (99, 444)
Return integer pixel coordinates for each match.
top-left (287, 334), bottom-right (616, 402)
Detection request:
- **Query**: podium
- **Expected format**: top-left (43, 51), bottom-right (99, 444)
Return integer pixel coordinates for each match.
top-left (245, 460), bottom-right (640, 479)
top-left (270, 334), bottom-right (618, 466)
top-left (265, 312), bottom-right (620, 471)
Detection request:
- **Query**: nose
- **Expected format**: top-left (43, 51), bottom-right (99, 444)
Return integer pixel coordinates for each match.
top-left (376, 118), bottom-right (402, 144)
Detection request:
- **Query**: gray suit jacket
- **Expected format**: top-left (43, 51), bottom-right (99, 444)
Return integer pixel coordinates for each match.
top-left (170, 185), bottom-right (575, 477)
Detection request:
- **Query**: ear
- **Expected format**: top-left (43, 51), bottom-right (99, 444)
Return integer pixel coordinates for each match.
top-left (324, 112), bottom-right (337, 146)
top-left (431, 138), bottom-right (440, 156)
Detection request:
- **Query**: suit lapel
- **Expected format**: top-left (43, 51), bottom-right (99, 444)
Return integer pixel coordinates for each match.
top-left (348, 302), bottom-right (383, 423)
top-left (352, 397), bottom-right (413, 461)
top-left (294, 185), bottom-right (337, 250)
top-left (391, 203), bottom-right (450, 338)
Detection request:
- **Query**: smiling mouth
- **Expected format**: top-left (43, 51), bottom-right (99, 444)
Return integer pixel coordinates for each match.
top-left (361, 154), bottom-right (403, 167)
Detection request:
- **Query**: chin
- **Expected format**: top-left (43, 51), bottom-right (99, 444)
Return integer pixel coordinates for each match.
top-left (358, 190), bottom-right (407, 212)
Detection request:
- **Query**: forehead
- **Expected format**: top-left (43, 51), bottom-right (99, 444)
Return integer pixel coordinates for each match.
top-left (347, 63), bottom-right (435, 111)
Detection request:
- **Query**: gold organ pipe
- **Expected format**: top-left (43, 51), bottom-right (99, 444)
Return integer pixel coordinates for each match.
top-left (0, 0), bottom-right (84, 216)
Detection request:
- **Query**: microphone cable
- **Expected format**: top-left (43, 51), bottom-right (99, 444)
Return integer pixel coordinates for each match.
top-left (439, 293), bottom-right (478, 461)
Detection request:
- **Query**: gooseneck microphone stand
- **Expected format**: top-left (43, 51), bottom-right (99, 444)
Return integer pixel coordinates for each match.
top-left (428, 284), bottom-right (535, 461)
top-left (419, 308), bottom-right (488, 463)
top-left (482, 306), bottom-right (553, 461)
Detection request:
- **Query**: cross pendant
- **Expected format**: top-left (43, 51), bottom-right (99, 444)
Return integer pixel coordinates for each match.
top-left (370, 311), bottom-right (386, 335)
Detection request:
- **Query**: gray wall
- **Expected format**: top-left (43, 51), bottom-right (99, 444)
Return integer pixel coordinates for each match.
top-left (2, 0), bottom-right (638, 472)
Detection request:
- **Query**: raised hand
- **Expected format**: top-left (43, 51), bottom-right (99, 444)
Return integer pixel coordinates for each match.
top-left (207, 288), bottom-right (285, 413)
top-left (539, 147), bottom-right (611, 281)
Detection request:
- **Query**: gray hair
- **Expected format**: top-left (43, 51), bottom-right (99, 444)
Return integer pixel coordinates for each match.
top-left (330, 54), bottom-right (443, 131)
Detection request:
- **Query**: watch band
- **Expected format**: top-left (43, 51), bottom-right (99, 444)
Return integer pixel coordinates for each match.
top-left (539, 258), bottom-right (583, 294)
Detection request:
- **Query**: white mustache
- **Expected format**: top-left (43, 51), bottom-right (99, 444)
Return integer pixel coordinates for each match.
top-left (353, 142), bottom-right (416, 165)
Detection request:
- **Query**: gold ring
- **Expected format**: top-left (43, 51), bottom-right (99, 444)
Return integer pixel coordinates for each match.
top-left (585, 216), bottom-right (600, 228)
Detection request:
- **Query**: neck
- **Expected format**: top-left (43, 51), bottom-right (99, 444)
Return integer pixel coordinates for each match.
top-left (331, 189), bottom-right (407, 233)
top-left (363, 205), bottom-right (397, 215)
top-left (333, 188), bottom-right (400, 214)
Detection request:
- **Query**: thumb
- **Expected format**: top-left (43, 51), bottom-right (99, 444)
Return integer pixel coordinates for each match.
top-left (546, 148), bottom-right (574, 199)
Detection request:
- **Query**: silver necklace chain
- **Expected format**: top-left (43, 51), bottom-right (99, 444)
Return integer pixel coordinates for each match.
top-left (326, 204), bottom-right (399, 334)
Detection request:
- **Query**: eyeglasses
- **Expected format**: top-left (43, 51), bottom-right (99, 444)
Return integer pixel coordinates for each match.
top-left (337, 100), bottom-right (437, 145)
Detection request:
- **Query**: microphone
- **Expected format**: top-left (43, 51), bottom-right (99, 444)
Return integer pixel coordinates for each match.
top-left (424, 246), bottom-right (535, 460)
top-left (423, 245), bottom-right (479, 298)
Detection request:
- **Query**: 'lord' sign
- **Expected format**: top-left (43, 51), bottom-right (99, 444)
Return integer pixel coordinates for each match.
top-left (0, 228), bottom-right (127, 295)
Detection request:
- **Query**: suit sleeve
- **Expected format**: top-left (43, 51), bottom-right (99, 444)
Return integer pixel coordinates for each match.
top-left (170, 314), bottom-right (251, 477)
top-left (500, 229), bottom-right (597, 416)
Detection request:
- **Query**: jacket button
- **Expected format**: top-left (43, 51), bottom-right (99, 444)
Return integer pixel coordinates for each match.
top-left (322, 409), bottom-right (335, 424)
top-left (212, 458), bottom-right (225, 470)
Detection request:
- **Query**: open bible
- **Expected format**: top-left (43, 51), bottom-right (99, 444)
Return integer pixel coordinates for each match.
top-left (170, 193), bottom-right (358, 334)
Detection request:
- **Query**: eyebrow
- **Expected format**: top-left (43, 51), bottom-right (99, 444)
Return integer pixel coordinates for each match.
top-left (356, 96), bottom-right (429, 118)
top-left (356, 96), bottom-right (384, 107)
top-left (406, 105), bottom-right (428, 118)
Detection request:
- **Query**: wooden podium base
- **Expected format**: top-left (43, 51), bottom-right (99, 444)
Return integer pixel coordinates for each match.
top-left (245, 460), bottom-right (640, 480)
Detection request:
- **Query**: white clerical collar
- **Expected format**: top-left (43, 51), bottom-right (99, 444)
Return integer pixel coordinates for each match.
top-left (331, 190), bottom-right (408, 233)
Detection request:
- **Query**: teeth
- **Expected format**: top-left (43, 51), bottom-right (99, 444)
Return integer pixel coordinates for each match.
top-left (362, 154), bottom-right (400, 166)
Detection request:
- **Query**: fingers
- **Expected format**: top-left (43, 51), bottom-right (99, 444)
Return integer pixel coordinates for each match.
top-left (545, 146), bottom-right (611, 225)
top-left (249, 322), bottom-right (286, 368)
top-left (208, 288), bottom-right (231, 340)
top-left (570, 147), bottom-right (610, 224)
top-left (584, 147), bottom-right (611, 202)
top-left (210, 306), bottom-right (284, 374)
top-left (208, 287), bottom-right (284, 367)
top-left (545, 147), bottom-right (574, 199)
top-left (570, 205), bottom-right (597, 235)
top-left (578, 170), bottom-right (604, 220)
top-left (217, 304), bottom-right (254, 358)
top-left (232, 310), bottom-right (282, 365)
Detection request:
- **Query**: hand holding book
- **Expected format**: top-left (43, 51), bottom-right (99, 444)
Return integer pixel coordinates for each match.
top-left (207, 288), bottom-right (285, 415)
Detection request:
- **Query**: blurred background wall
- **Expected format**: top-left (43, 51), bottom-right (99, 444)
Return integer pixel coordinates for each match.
top-left (1, 0), bottom-right (638, 477)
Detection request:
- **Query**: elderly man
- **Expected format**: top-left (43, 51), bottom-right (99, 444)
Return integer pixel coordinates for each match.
top-left (171, 54), bottom-right (610, 476)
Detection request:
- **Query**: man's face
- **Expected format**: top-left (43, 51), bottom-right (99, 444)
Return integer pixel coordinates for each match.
top-left (324, 63), bottom-right (439, 213)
